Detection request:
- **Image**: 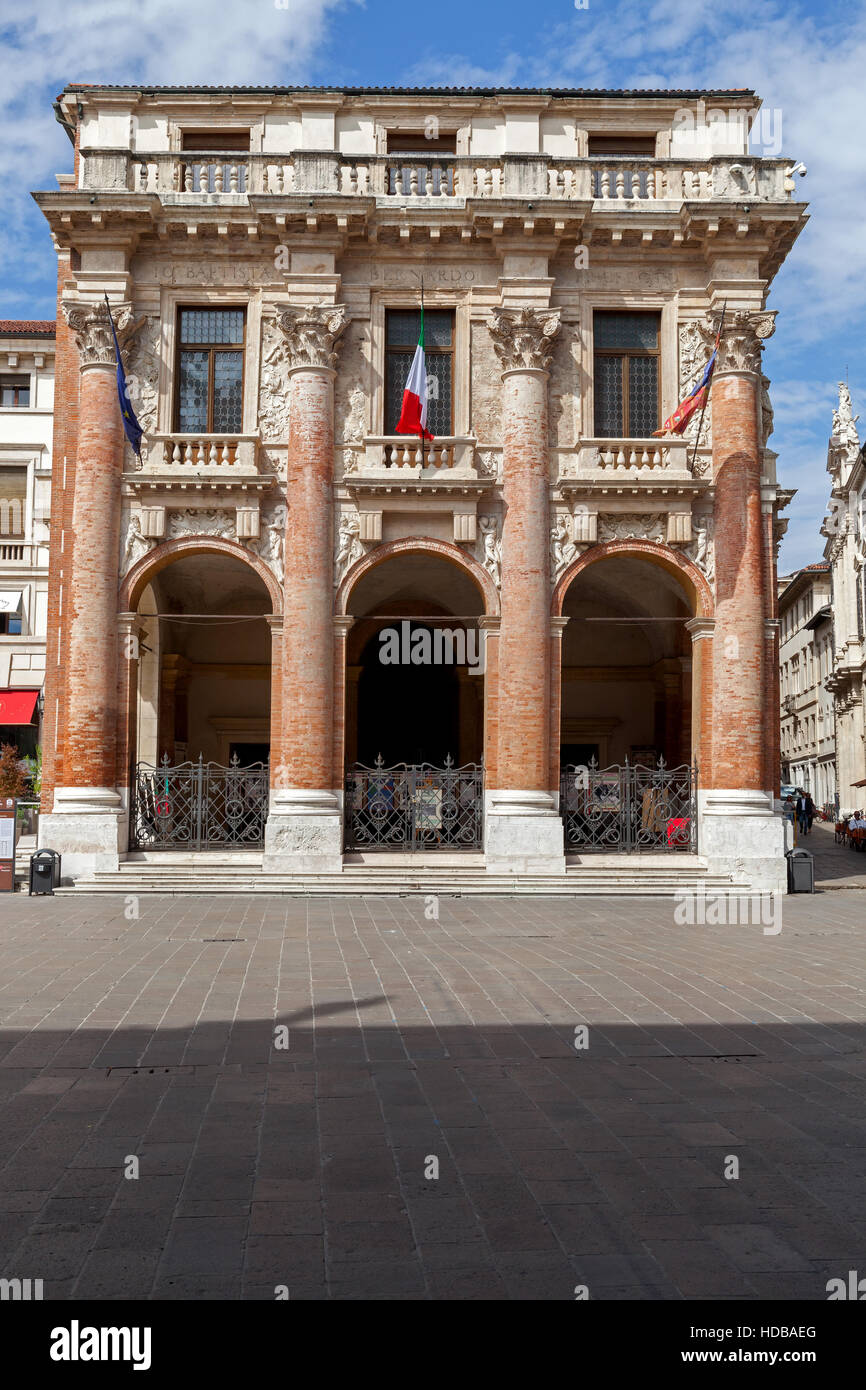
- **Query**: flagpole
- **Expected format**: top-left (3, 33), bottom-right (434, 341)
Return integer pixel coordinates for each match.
top-left (420, 277), bottom-right (425, 474)
top-left (688, 299), bottom-right (726, 475)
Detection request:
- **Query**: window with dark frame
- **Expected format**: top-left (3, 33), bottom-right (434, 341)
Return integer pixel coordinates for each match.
top-left (0, 376), bottom-right (30, 408)
top-left (175, 308), bottom-right (245, 435)
top-left (593, 311), bottom-right (661, 438)
top-left (385, 309), bottom-right (454, 438)
top-left (181, 131), bottom-right (251, 152)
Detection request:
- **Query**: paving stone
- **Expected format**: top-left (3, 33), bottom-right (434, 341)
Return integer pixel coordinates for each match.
top-left (3, 889), bottom-right (866, 1299)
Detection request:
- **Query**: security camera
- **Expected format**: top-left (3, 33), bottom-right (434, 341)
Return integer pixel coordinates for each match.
top-left (743, 205), bottom-right (751, 214)
top-left (788, 162), bottom-right (807, 177)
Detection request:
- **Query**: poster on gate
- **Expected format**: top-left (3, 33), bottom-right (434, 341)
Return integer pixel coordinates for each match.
top-left (0, 797), bottom-right (17, 892)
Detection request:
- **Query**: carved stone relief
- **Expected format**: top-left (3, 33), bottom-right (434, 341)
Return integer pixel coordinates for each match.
top-left (678, 320), bottom-right (712, 453)
top-left (258, 317), bottom-right (291, 441)
top-left (686, 515), bottom-right (715, 586)
top-left (335, 510), bottom-right (365, 582)
top-left (477, 514), bottom-right (502, 588)
top-left (125, 315), bottom-right (161, 448)
top-left (470, 321), bottom-right (503, 439)
top-left (243, 501), bottom-right (287, 584)
top-left (120, 510), bottom-right (155, 576)
top-left (550, 512), bottom-right (582, 582)
top-left (598, 513), bottom-right (666, 543)
top-left (167, 509), bottom-right (236, 540)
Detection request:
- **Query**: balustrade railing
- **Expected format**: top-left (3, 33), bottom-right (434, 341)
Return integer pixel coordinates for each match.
top-left (115, 151), bottom-right (792, 202)
top-left (144, 434), bottom-right (259, 470)
top-left (347, 437), bottom-right (472, 472)
top-left (579, 437), bottom-right (692, 472)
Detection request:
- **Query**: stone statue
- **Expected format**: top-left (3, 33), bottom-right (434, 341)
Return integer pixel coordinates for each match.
top-left (335, 513), bottom-right (364, 579)
top-left (551, 514), bottom-right (578, 580)
top-left (478, 515), bottom-right (502, 588)
top-left (121, 513), bottom-right (153, 574)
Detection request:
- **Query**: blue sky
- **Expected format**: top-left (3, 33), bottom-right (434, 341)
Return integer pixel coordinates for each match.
top-left (2, 0), bottom-right (864, 572)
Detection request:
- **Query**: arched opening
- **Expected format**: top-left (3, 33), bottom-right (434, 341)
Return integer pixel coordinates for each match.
top-left (342, 547), bottom-right (488, 852)
top-left (558, 550), bottom-right (699, 853)
top-left (345, 551), bottom-right (487, 767)
top-left (129, 548), bottom-right (274, 851)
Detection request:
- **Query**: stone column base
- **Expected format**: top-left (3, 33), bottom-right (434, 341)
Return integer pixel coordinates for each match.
top-left (698, 788), bottom-right (787, 893)
top-left (263, 789), bottom-right (344, 874)
top-left (484, 789), bottom-right (566, 874)
top-left (38, 786), bottom-right (124, 881)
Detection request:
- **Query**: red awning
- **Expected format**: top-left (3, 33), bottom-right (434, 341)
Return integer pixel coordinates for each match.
top-left (0, 689), bottom-right (39, 725)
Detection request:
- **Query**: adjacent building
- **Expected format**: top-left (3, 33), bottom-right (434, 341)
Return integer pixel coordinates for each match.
top-left (822, 384), bottom-right (866, 809)
top-left (0, 321), bottom-right (54, 763)
top-left (778, 562), bottom-right (835, 807)
top-left (33, 83), bottom-right (807, 888)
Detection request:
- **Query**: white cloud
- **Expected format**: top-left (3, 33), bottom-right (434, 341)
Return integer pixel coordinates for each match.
top-left (0, 0), bottom-right (355, 308)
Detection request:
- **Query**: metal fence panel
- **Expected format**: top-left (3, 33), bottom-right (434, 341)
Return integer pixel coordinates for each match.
top-left (560, 758), bottom-right (698, 853)
top-left (345, 756), bottom-right (483, 851)
top-left (131, 756), bottom-right (269, 851)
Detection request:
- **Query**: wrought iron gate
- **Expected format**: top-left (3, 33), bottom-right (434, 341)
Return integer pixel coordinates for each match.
top-left (560, 758), bottom-right (698, 853)
top-left (130, 755), bottom-right (269, 851)
top-left (344, 756), bottom-right (483, 851)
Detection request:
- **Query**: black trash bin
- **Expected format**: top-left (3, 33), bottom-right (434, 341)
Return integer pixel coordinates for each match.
top-left (29, 849), bottom-right (61, 896)
top-left (786, 848), bottom-right (814, 894)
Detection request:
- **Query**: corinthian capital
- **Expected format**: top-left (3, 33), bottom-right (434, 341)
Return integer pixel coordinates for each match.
top-left (62, 300), bottom-right (136, 368)
top-left (701, 308), bottom-right (776, 376)
top-left (277, 304), bottom-right (348, 370)
top-left (488, 306), bottom-right (561, 373)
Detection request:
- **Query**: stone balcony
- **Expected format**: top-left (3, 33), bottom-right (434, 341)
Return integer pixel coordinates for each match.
top-left (129, 433), bottom-right (275, 496)
top-left (80, 150), bottom-right (796, 204)
top-left (346, 436), bottom-right (483, 474)
top-left (343, 437), bottom-right (492, 544)
top-left (557, 437), bottom-right (707, 498)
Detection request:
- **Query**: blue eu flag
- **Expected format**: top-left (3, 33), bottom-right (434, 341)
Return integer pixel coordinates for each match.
top-left (104, 294), bottom-right (143, 457)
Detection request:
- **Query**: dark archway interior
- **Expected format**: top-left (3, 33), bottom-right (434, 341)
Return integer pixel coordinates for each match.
top-left (560, 554), bottom-right (695, 770)
top-left (346, 552), bottom-right (486, 769)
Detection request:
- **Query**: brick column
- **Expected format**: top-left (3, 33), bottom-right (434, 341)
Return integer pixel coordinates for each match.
top-left (699, 308), bottom-right (786, 891)
top-left (484, 307), bottom-right (565, 872)
top-left (266, 615), bottom-right (283, 787)
top-left (264, 304), bottom-right (347, 872)
top-left (40, 301), bottom-right (135, 878)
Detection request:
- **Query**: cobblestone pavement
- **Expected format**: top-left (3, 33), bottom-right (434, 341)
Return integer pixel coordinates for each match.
top-left (1, 888), bottom-right (865, 1300)
top-left (796, 819), bottom-right (866, 890)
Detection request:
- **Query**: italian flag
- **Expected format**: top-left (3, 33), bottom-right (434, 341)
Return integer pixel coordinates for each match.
top-left (395, 308), bottom-right (434, 440)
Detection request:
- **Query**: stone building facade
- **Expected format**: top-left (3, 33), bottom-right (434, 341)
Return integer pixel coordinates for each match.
top-left (822, 384), bottom-right (866, 809)
top-left (34, 84), bottom-right (807, 888)
top-left (778, 563), bottom-right (835, 807)
top-left (0, 321), bottom-right (54, 761)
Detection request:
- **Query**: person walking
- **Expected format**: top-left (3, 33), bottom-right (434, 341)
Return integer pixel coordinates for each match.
top-left (796, 791), bottom-right (810, 837)
top-left (804, 792), bottom-right (815, 833)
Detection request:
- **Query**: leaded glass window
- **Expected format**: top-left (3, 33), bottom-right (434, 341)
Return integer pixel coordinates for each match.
top-left (176, 308), bottom-right (245, 433)
top-left (593, 311), bottom-right (660, 437)
top-left (385, 309), bottom-right (453, 436)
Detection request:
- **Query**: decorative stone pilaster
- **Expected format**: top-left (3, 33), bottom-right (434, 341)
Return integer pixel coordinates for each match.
top-left (697, 307), bottom-right (785, 891)
top-left (264, 303), bottom-right (349, 873)
top-left (40, 301), bottom-right (136, 880)
top-left (484, 307), bottom-right (565, 873)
